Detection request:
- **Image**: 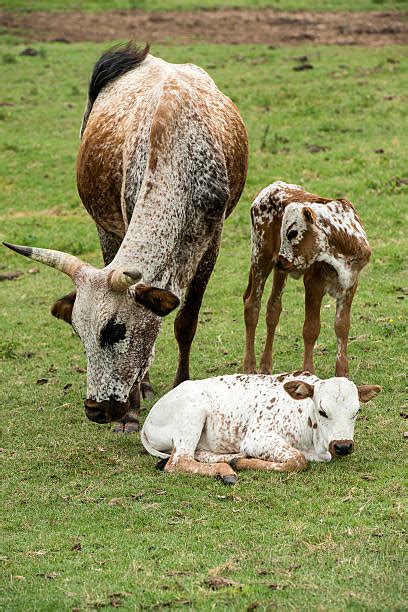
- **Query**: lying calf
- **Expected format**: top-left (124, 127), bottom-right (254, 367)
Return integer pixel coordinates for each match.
top-left (141, 372), bottom-right (381, 483)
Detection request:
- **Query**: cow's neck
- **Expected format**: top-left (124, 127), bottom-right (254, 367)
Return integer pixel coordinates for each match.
top-left (108, 186), bottom-right (194, 296)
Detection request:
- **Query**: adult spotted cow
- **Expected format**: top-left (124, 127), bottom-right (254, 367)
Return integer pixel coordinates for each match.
top-left (4, 43), bottom-right (248, 431)
top-left (141, 371), bottom-right (381, 483)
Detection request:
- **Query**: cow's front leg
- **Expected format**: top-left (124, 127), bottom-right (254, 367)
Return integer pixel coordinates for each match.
top-left (140, 371), bottom-right (154, 400)
top-left (334, 284), bottom-right (357, 377)
top-left (112, 385), bottom-right (141, 434)
top-left (303, 269), bottom-right (325, 373)
top-left (173, 227), bottom-right (222, 387)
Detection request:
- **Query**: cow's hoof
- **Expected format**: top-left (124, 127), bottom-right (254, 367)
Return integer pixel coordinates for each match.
top-left (221, 475), bottom-right (237, 485)
top-left (112, 414), bottom-right (140, 434)
top-left (140, 382), bottom-right (154, 400)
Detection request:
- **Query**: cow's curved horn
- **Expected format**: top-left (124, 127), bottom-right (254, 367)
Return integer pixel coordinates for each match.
top-left (110, 269), bottom-right (142, 291)
top-left (3, 242), bottom-right (85, 279)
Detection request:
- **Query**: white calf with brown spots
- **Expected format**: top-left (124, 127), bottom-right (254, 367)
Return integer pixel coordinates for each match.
top-left (243, 181), bottom-right (371, 377)
top-left (141, 371), bottom-right (381, 483)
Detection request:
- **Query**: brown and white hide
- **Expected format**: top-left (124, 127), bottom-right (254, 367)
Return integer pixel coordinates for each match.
top-left (243, 181), bottom-right (371, 377)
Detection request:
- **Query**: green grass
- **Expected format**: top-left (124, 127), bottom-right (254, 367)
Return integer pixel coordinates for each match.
top-left (1, 0), bottom-right (407, 13)
top-left (1, 41), bottom-right (407, 610)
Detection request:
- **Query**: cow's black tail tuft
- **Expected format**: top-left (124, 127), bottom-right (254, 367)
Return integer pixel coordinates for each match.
top-left (88, 41), bottom-right (149, 107)
top-left (81, 41), bottom-right (149, 137)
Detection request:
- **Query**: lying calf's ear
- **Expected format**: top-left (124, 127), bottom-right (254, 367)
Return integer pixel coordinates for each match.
top-left (134, 284), bottom-right (180, 317)
top-left (51, 291), bottom-right (76, 324)
top-left (284, 380), bottom-right (314, 400)
top-left (357, 384), bottom-right (382, 403)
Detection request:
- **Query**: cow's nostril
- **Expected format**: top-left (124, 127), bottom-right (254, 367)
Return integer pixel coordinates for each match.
top-left (334, 442), bottom-right (353, 456)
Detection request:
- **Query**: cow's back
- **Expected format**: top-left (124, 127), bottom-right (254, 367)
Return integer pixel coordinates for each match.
top-left (77, 55), bottom-right (248, 239)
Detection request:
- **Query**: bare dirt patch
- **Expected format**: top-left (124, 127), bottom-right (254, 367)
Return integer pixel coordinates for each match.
top-left (1, 8), bottom-right (407, 46)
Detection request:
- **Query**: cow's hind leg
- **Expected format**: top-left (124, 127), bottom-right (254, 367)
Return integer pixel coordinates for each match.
top-left (173, 227), bottom-right (222, 388)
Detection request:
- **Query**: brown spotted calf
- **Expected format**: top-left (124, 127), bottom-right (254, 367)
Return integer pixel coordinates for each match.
top-left (243, 181), bottom-right (371, 377)
top-left (141, 371), bottom-right (381, 483)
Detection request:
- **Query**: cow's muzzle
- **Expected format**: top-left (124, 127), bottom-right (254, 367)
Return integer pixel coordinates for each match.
top-left (84, 397), bottom-right (130, 424)
top-left (329, 439), bottom-right (354, 457)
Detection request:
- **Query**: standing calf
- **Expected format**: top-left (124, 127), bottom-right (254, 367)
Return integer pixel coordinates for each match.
top-left (141, 371), bottom-right (381, 483)
top-left (243, 181), bottom-right (371, 377)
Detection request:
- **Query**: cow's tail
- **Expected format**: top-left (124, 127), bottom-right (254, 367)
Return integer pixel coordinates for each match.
top-left (140, 427), bottom-right (170, 460)
top-left (80, 41), bottom-right (150, 138)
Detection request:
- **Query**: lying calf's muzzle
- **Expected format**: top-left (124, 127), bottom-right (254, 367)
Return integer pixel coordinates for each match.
top-left (84, 397), bottom-right (130, 424)
top-left (329, 439), bottom-right (354, 457)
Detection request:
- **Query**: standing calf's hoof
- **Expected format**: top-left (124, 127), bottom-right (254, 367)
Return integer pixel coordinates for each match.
top-left (221, 475), bottom-right (237, 485)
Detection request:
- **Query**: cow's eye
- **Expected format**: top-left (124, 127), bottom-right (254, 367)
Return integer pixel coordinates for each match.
top-left (287, 229), bottom-right (298, 241)
top-left (318, 409), bottom-right (328, 418)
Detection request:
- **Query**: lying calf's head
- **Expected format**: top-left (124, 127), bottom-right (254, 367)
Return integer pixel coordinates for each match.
top-left (284, 377), bottom-right (381, 457)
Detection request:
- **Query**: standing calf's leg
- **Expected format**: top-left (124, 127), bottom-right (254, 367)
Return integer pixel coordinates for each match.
top-left (243, 260), bottom-right (274, 373)
top-left (334, 285), bottom-right (357, 377)
top-left (259, 269), bottom-right (287, 374)
top-left (303, 270), bottom-right (325, 374)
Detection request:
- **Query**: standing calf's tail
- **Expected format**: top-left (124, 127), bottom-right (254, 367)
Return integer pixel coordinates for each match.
top-left (80, 41), bottom-right (150, 138)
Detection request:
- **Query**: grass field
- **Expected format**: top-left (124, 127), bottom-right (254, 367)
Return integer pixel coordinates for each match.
top-left (1, 0), bottom-right (407, 13)
top-left (1, 39), bottom-right (407, 610)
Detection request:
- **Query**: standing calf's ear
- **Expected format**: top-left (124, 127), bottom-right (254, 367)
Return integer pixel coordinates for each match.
top-left (357, 385), bottom-right (382, 403)
top-left (133, 284), bottom-right (180, 317)
top-left (51, 291), bottom-right (76, 324)
top-left (283, 380), bottom-right (315, 400)
top-left (303, 206), bottom-right (316, 224)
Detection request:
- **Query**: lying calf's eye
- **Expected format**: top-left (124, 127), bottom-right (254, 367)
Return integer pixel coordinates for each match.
top-left (287, 229), bottom-right (298, 241)
top-left (318, 409), bottom-right (328, 418)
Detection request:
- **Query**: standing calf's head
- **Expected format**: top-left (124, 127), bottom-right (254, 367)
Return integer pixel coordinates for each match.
top-left (3, 242), bottom-right (179, 423)
top-left (284, 377), bottom-right (382, 457)
top-left (277, 203), bottom-right (324, 274)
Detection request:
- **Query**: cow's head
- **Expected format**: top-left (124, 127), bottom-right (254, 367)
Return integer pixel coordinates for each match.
top-left (3, 242), bottom-right (179, 423)
top-left (277, 203), bottom-right (325, 274)
top-left (284, 377), bottom-right (381, 458)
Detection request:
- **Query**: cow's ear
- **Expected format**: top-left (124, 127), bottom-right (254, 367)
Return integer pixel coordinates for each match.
top-left (357, 385), bottom-right (382, 403)
top-left (303, 206), bottom-right (316, 224)
top-left (51, 291), bottom-right (76, 324)
top-left (133, 284), bottom-right (180, 317)
top-left (283, 380), bottom-right (314, 400)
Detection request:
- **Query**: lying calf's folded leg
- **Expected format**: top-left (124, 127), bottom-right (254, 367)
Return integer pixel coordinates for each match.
top-left (165, 451), bottom-right (238, 484)
top-left (241, 430), bottom-right (308, 472)
top-left (194, 450), bottom-right (244, 464)
top-left (230, 454), bottom-right (307, 473)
